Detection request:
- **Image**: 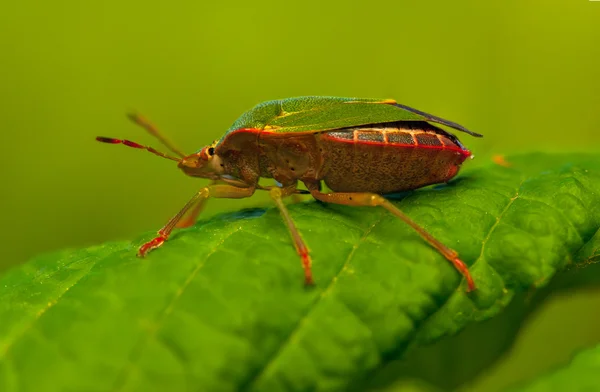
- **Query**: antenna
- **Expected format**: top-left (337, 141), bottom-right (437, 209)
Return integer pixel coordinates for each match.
top-left (127, 113), bottom-right (187, 158)
top-left (96, 137), bottom-right (181, 162)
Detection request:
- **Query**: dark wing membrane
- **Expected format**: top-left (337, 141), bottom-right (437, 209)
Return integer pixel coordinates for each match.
top-left (391, 103), bottom-right (483, 137)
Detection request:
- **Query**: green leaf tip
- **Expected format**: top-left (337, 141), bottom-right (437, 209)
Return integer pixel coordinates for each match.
top-left (1, 153), bottom-right (599, 392)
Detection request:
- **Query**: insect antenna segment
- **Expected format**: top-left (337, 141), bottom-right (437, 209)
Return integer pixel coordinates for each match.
top-left (96, 137), bottom-right (181, 162)
top-left (126, 113), bottom-right (187, 158)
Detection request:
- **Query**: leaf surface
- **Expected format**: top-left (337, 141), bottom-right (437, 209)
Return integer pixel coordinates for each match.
top-left (1, 153), bottom-right (599, 392)
top-left (509, 343), bottom-right (600, 392)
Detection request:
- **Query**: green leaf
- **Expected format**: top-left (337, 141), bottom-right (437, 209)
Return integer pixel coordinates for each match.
top-left (1, 153), bottom-right (599, 392)
top-left (508, 344), bottom-right (600, 391)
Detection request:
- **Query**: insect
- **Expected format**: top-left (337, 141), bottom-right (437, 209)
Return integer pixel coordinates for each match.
top-left (97, 97), bottom-right (483, 291)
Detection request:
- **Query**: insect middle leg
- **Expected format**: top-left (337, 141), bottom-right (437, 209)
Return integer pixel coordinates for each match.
top-left (306, 185), bottom-right (475, 291)
top-left (175, 179), bottom-right (291, 229)
top-left (138, 184), bottom-right (255, 257)
top-left (269, 186), bottom-right (314, 286)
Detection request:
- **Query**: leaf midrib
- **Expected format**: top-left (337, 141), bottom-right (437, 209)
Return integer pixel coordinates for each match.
top-left (240, 212), bottom-right (387, 391)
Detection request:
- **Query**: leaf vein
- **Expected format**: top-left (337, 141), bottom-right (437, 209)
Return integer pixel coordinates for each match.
top-left (112, 226), bottom-right (243, 391)
top-left (518, 195), bottom-right (584, 244)
top-left (241, 212), bottom-right (386, 391)
top-left (475, 177), bottom-right (526, 272)
top-left (0, 256), bottom-right (97, 361)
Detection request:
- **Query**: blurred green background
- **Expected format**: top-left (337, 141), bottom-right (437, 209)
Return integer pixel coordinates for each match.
top-left (1, 0), bottom-right (599, 390)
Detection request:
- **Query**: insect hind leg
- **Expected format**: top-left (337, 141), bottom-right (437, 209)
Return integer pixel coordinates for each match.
top-left (305, 185), bottom-right (475, 292)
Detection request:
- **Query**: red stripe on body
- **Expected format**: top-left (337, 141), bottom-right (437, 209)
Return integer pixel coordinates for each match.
top-left (322, 132), bottom-right (471, 160)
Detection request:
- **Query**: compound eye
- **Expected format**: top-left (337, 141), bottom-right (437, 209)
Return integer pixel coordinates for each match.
top-left (208, 147), bottom-right (215, 156)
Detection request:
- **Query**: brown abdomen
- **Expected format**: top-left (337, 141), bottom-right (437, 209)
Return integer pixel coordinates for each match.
top-left (317, 122), bottom-right (471, 193)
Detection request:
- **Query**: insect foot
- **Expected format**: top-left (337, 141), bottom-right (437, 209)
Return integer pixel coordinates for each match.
top-left (137, 235), bottom-right (167, 257)
top-left (451, 256), bottom-right (476, 292)
top-left (301, 252), bottom-right (314, 286)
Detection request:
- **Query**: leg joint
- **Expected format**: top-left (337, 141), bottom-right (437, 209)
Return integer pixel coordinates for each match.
top-left (369, 194), bottom-right (385, 206)
top-left (269, 187), bottom-right (283, 199)
top-left (200, 187), bottom-right (211, 198)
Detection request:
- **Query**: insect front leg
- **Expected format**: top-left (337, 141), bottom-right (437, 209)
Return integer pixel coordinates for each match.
top-left (174, 199), bottom-right (206, 229)
top-left (174, 180), bottom-right (219, 229)
top-left (306, 185), bottom-right (476, 292)
top-left (138, 184), bottom-right (255, 257)
top-left (269, 185), bottom-right (314, 286)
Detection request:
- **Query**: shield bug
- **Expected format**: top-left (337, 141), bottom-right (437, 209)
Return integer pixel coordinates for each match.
top-left (97, 97), bottom-right (482, 291)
